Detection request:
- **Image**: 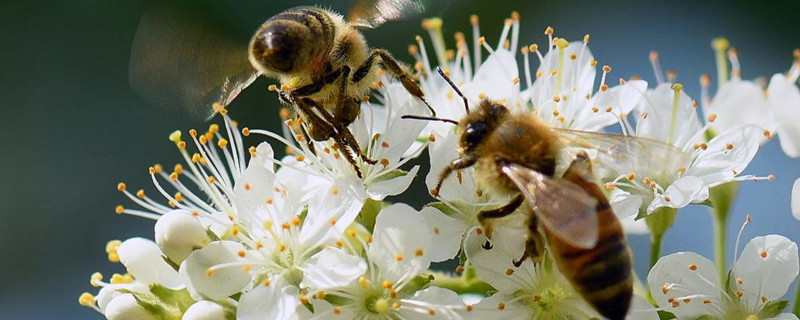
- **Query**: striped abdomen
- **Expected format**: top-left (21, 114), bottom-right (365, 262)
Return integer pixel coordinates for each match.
top-left (548, 166), bottom-right (633, 320)
top-left (249, 7), bottom-right (336, 75)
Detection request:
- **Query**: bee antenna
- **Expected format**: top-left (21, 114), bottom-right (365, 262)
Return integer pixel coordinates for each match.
top-left (436, 66), bottom-right (470, 114)
top-left (400, 114), bottom-right (458, 125)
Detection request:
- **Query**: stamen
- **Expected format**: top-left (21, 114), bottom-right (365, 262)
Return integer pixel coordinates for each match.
top-left (728, 48), bottom-right (741, 79)
top-left (668, 83), bottom-right (684, 146)
top-left (712, 37), bottom-right (730, 90)
top-left (650, 51), bottom-right (666, 85)
top-left (700, 74), bottom-right (711, 107)
top-left (733, 215), bottom-right (752, 266)
top-left (470, 15), bottom-right (482, 71)
top-left (422, 18), bottom-right (448, 72)
top-left (510, 12), bottom-right (520, 54)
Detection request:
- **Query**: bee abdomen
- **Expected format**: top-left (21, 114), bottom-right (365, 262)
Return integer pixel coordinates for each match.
top-left (557, 227), bottom-right (633, 320)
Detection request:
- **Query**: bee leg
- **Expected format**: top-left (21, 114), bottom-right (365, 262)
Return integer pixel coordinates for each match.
top-left (431, 156), bottom-right (477, 197)
top-left (477, 194), bottom-right (523, 239)
top-left (295, 98), bottom-right (365, 178)
top-left (352, 49), bottom-right (436, 116)
top-left (288, 66), bottom-right (346, 99)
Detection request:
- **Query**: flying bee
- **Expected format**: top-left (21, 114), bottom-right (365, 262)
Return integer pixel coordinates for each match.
top-left (130, 0), bottom-right (434, 178)
top-left (403, 68), bottom-right (687, 320)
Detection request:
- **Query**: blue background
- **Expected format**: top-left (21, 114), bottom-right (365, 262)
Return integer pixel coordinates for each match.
top-left (2, 0), bottom-right (799, 318)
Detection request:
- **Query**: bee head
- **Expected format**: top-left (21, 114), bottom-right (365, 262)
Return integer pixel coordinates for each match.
top-left (459, 100), bottom-right (509, 152)
top-left (249, 20), bottom-right (312, 74)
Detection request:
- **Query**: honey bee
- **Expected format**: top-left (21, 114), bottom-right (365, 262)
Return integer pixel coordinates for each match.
top-left (402, 68), bottom-right (682, 320)
top-left (130, 1), bottom-right (434, 178)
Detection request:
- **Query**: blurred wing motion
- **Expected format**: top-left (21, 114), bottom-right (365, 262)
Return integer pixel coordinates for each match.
top-left (129, 7), bottom-right (260, 120)
top-left (553, 128), bottom-right (691, 179)
top-left (502, 163), bottom-right (599, 249)
top-left (347, 0), bottom-right (426, 29)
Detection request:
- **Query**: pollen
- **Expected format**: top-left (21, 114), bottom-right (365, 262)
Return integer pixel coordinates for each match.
top-left (761, 250), bottom-right (768, 258)
top-left (762, 295), bottom-right (768, 303)
top-left (664, 196), bottom-right (671, 202)
top-left (544, 26), bottom-right (554, 35)
top-left (358, 277), bottom-right (369, 288)
top-left (703, 299), bottom-right (712, 304)
top-left (736, 290), bottom-right (744, 297)
top-left (497, 302), bottom-right (506, 310)
top-left (570, 54), bottom-right (577, 60)
top-left (115, 205), bottom-right (124, 214)
top-left (348, 229), bottom-right (357, 237)
top-left (736, 277), bottom-right (743, 284)
top-left (415, 248), bottom-right (424, 256)
top-left (592, 106), bottom-right (599, 113)
top-left (331, 188), bottom-right (339, 195)
top-left (662, 283), bottom-right (670, 294)
top-left (677, 166), bottom-right (686, 174)
top-left (395, 253), bottom-right (404, 261)
top-left (428, 308), bottom-right (436, 315)
top-left (478, 92), bottom-right (487, 99)
top-left (475, 228), bottom-right (483, 235)
top-left (295, 155), bottom-right (304, 162)
top-left (477, 36), bottom-right (486, 46)
top-left (333, 306), bottom-right (341, 314)
top-left (266, 198), bottom-right (273, 204)
top-left (764, 130), bottom-right (773, 140)
top-left (243, 183), bottom-right (251, 191)
top-left (262, 279), bottom-right (271, 287)
top-left (382, 280), bottom-right (393, 289)
top-left (329, 218), bottom-right (337, 226)
top-left (455, 265), bottom-right (465, 274)
top-left (529, 44), bottom-right (538, 52)
top-left (605, 106), bottom-right (613, 112)
top-left (315, 291), bottom-right (326, 299)
top-left (590, 60), bottom-right (598, 67)
top-left (205, 268), bottom-right (214, 276)
top-left (255, 242), bottom-right (263, 249)
top-left (707, 114), bottom-right (717, 122)
top-left (174, 164), bottom-right (184, 175)
top-left (299, 295), bottom-right (309, 304)
top-left (600, 84), bottom-right (609, 92)
top-left (553, 95), bottom-right (561, 103)
top-left (605, 183), bottom-right (615, 190)
top-left (552, 109), bottom-right (560, 116)
top-left (689, 264), bottom-right (698, 271)
top-left (278, 244), bottom-right (286, 252)
top-left (627, 173), bottom-right (636, 180)
top-left (726, 143), bottom-right (734, 150)
top-left (671, 301), bottom-right (680, 308)
top-left (512, 77), bottom-right (520, 84)
top-left (505, 268), bottom-right (514, 276)
top-left (206, 176), bottom-right (216, 184)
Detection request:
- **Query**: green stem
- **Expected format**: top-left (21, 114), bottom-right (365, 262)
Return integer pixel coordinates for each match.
top-left (712, 210), bottom-right (727, 283)
top-left (649, 231), bottom-right (665, 271)
top-left (793, 279), bottom-right (800, 317)
top-left (431, 272), bottom-right (494, 296)
top-left (708, 182), bottom-right (739, 283)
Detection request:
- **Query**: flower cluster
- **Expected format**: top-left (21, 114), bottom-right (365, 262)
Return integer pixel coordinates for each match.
top-left (81, 11), bottom-right (800, 320)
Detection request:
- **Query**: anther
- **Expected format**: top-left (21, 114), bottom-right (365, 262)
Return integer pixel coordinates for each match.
top-left (544, 26), bottom-right (553, 35)
top-left (707, 114), bottom-right (717, 122)
top-left (497, 302), bottom-right (506, 310)
top-left (115, 205), bottom-right (124, 214)
top-left (689, 264), bottom-right (698, 271)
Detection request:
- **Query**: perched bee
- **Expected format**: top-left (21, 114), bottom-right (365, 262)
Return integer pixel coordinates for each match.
top-left (130, 0), bottom-right (433, 178)
top-left (402, 68), bottom-right (679, 320)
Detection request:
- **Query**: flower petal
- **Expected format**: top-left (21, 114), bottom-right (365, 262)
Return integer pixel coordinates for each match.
top-left (626, 295), bottom-right (659, 320)
top-left (420, 206), bottom-right (467, 262)
top-left (733, 235), bottom-right (799, 302)
top-left (237, 277), bottom-right (299, 320)
top-left (117, 237), bottom-right (182, 289)
top-left (767, 73), bottom-right (800, 157)
top-left (299, 246), bottom-right (366, 290)
top-left (463, 293), bottom-right (533, 320)
top-left (396, 287), bottom-right (467, 319)
top-left (463, 227), bottom-right (529, 294)
top-left (369, 203), bottom-right (433, 282)
top-left (366, 165), bottom-right (419, 200)
top-left (684, 124), bottom-right (761, 186)
top-left (154, 209), bottom-right (210, 264)
top-left (793, 178), bottom-right (800, 221)
top-left (180, 240), bottom-right (250, 300)
top-left (647, 252), bottom-right (721, 319)
top-left (182, 301), bottom-right (227, 320)
top-left (104, 293), bottom-right (158, 320)
top-left (646, 176), bottom-right (708, 213)
top-left (706, 80), bottom-right (776, 135)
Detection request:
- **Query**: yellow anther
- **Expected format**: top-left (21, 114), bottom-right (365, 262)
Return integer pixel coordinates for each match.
top-left (583, 34), bottom-right (590, 42)
top-left (174, 164), bottom-right (184, 174)
top-left (358, 277), bottom-right (369, 288)
top-left (689, 264), bottom-right (698, 271)
top-left (600, 84), bottom-right (609, 92)
top-left (333, 306), bottom-right (342, 314)
top-left (591, 106), bottom-right (599, 113)
top-left (712, 37), bottom-right (729, 51)
top-left (497, 302), bottom-right (506, 310)
top-left (382, 281), bottom-right (393, 289)
top-left (209, 124), bottom-right (219, 134)
top-left (90, 272), bottom-right (103, 287)
top-left (603, 65), bottom-right (612, 73)
top-left (590, 60), bottom-right (598, 67)
top-left (295, 155), bottom-right (305, 162)
top-left (278, 244), bottom-right (286, 252)
top-left (78, 292), bottom-right (96, 307)
top-left (726, 143), bottom-right (734, 150)
top-left (169, 130), bottom-right (182, 143)
top-left (169, 172), bottom-right (179, 181)
top-left (529, 44), bottom-right (538, 52)
top-left (116, 182), bottom-right (127, 192)
top-left (206, 176), bottom-right (216, 184)
top-left (315, 291), bottom-right (327, 299)
top-left (299, 294), bottom-right (309, 304)
top-left (249, 146), bottom-right (257, 157)
top-left (708, 114), bottom-right (717, 122)
top-left (470, 14), bottom-right (479, 25)
top-left (605, 106), bottom-right (613, 112)
top-left (262, 279), bottom-right (271, 286)
top-left (395, 253), bottom-right (404, 261)
top-left (291, 217), bottom-right (301, 226)
top-left (605, 183), bottom-right (615, 190)
top-left (415, 248), bottom-right (424, 256)
top-left (477, 36), bottom-right (486, 46)
top-left (217, 138), bottom-right (228, 148)
top-left (544, 26), bottom-right (554, 35)
top-left (331, 188), bottom-right (339, 195)
top-left (199, 135), bottom-right (208, 144)
top-left (177, 141), bottom-right (186, 149)
top-left (761, 250), bottom-right (768, 258)
top-left (505, 268), bottom-right (514, 276)
top-left (110, 273), bottom-right (130, 284)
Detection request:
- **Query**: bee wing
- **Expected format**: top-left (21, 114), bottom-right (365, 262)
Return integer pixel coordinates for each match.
top-left (552, 128), bottom-right (691, 179)
top-left (347, 0), bottom-right (426, 29)
top-left (501, 163), bottom-right (600, 249)
top-left (129, 7), bottom-right (260, 120)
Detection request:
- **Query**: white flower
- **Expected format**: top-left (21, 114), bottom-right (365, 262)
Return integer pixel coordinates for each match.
top-left (792, 178), bottom-right (800, 221)
top-left (114, 114), bottom-right (250, 238)
top-left (524, 32), bottom-right (647, 132)
top-left (699, 40), bottom-right (776, 140)
top-left (182, 301), bottom-right (228, 320)
top-left (648, 235), bottom-right (799, 319)
top-left (104, 294), bottom-right (159, 320)
top-left (463, 227), bottom-right (657, 319)
top-left (258, 82), bottom-right (427, 203)
top-left (767, 62), bottom-right (800, 157)
top-left (298, 203), bottom-right (466, 319)
top-left (605, 83), bottom-right (765, 218)
top-left (154, 209), bottom-right (211, 264)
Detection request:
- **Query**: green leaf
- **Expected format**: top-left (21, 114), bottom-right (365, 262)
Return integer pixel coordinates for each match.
top-left (758, 300), bottom-right (790, 319)
top-left (149, 284), bottom-right (194, 312)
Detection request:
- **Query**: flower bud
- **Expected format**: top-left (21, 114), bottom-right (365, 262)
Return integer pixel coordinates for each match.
top-left (182, 301), bottom-right (227, 320)
top-left (155, 210), bottom-right (210, 263)
top-left (104, 294), bottom-right (158, 320)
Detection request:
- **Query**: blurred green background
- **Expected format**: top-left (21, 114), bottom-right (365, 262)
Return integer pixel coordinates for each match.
top-left (3, 0), bottom-right (800, 318)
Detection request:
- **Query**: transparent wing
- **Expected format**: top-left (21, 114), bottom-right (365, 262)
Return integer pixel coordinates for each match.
top-left (501, 163), bottom-right (599, 249)
top-left (553, 128), bottom-right (692, 180)
top-left (129, 7), bottom-right (260, 120)
top-left (347, 0), bottom-right (426, 29)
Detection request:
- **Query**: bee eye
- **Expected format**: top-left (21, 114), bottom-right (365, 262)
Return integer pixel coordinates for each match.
top-left (463, 121), bottom-right (487, 148)
top-left (251, 23), bottom-right (301, 73)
